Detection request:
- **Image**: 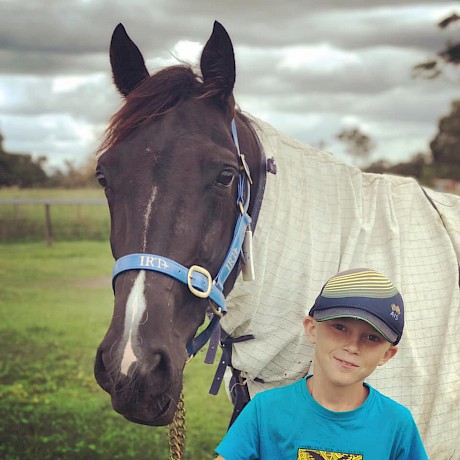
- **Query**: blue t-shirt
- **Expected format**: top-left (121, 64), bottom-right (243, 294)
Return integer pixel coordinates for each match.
top-left (216, 376), bottom-right (427, 460)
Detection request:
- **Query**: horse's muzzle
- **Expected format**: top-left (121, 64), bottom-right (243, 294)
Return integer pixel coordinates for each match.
top-left (94, 346), bottom-right (182, 426)
top-left (116, 396), bottom-right (176, 426)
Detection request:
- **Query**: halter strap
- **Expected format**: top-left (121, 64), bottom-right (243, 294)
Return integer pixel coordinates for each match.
top-left (112, 254), bottom-right (226, 311)
top-left (111, 119), bottom-right (252, 357)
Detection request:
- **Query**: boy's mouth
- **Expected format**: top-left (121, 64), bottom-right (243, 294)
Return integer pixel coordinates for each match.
top-left (335, 357), bottom-right (358, 369)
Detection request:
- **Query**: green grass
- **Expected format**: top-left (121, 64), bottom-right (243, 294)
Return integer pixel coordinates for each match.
top-left (0, 241), bottom-right (232, 459)
top-left (0, 188), bottom-right (110, 243)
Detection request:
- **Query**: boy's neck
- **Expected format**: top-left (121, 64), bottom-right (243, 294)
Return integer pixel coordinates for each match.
top-left (307, 375), bottom-right (369, 412)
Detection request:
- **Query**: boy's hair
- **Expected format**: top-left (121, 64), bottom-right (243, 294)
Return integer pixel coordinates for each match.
top-left (309, 268), bottom-right (404, 345)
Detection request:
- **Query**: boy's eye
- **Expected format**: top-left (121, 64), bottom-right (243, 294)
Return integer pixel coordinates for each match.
top-left (332, 323), bottom-right (346, 332)
top-left (366, 334), bottom-right (380, 343)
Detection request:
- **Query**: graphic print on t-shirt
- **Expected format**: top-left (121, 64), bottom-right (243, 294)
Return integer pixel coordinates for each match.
top-left (297, 448), bottom-right (363, 460)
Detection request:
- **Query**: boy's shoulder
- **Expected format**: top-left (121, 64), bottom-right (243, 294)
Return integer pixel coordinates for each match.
top-left (369, 384), bottom-right (414, 421)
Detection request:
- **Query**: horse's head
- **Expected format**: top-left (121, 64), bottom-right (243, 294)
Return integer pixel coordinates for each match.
top-left (94, 22), bottom-right (261, 426)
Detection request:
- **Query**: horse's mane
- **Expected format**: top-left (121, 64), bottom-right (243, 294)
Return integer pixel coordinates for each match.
top-left (98, 65), bottom-right (224, 153)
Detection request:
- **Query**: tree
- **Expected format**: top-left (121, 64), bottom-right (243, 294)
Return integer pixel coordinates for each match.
top-left (47, 155), bottom-right (99, 188)
top-left (412, 12), bottom-right (460, 79)
top-left (0, 132), bottom-right (48, 188)
top-left (364, 101), bottom-right (460, 184)
top-left (336, 127), bottom-right (375, 166)
top-left (430, 100), bottom-right (460, 179)
top-left (365, 152), bottom-right (435, 186)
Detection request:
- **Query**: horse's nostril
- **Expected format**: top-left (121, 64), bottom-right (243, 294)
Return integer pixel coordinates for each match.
top-left (151, 353), bottom-right (161, 369)
top-left (145, 351), bottom-right (170, 376)
top-left (94, 348), bottom-right (113, 392)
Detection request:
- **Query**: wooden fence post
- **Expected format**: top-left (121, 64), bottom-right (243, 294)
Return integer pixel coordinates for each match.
top-left (44, 203), bottom-right (53, 247)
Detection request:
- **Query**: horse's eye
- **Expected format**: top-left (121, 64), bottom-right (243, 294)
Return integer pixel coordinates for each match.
top-left (95, 170), bottom-right (108, 189)
top-left (215, 169), bottom-right (236, 188)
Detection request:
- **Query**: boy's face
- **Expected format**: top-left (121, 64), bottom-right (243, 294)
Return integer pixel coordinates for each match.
top-left (304, 316), bottom-right (398, 389)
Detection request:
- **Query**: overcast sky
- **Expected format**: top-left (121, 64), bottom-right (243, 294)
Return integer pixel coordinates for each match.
top-left (0, 0), bottom-right (458, 171)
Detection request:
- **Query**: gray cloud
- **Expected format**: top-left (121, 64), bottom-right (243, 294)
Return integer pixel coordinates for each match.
top-left (0, 0), bottom-right (458, 168)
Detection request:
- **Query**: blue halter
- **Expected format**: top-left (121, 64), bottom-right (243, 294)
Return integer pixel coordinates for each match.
top-left (111, 119), bottom-right (252, 357)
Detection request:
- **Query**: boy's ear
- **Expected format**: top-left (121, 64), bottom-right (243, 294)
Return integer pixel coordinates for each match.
top-left (303, 316), bottom-right (317, 344)
top-left (378, 345), bottom-right (398, 366)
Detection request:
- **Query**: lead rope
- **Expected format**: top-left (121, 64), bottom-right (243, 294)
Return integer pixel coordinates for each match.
top-left (168, 391), bottom-right (186, 459)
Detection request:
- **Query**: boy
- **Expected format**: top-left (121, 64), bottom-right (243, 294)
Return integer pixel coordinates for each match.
top-left (215, 268), bottom-right (428, 459)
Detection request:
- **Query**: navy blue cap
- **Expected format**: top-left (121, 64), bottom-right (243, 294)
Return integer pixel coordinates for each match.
top-left (309, 268), bottom-right (404, 345)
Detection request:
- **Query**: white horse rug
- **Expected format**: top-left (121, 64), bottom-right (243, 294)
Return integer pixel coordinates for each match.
top-left (222, 116), bottom-right (460, 458)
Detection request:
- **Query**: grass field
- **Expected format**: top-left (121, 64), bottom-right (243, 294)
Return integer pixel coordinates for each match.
top-left (0, 241), bottom-right (232, 459)
top-left (0, 188), bottom-right (109, 243)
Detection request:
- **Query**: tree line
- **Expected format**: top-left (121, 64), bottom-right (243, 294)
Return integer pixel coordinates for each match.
top-left (1, 98), bottom-right (458, 189)
top-left (0, 131), bottom-right (98, 188)
top-left (337, 99), bottom-right (460, 185)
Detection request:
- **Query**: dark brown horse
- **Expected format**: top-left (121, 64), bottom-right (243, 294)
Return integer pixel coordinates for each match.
top-left (94, 22), bottom-right (460, 457)
top-left (94, 21), bottom-right (263, 426)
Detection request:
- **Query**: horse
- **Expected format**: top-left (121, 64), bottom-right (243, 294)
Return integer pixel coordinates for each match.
top-left (94, 22), bottom-right (460, 458)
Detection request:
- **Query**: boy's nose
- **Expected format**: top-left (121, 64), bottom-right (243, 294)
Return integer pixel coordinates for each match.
top-left (343, 334), bottom-right (360, 353)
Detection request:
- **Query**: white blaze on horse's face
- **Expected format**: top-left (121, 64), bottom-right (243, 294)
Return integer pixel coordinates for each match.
top-left (142, 186), bottom-right (157, 251)
top-left (120, 186), bottom-right (157, 374)
top-left (120, 270), bottom-right (147, 375)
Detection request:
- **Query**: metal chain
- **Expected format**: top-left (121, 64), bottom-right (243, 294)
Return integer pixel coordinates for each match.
top-left (168, 391), bottom-right (186, 460)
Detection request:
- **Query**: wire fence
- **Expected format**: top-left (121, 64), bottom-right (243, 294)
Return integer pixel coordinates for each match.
top-left (0, 199), bottom-right (110, 245)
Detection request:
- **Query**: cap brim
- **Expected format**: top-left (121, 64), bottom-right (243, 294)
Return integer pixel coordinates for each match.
top-left (313, 307), bottom-right (398, 344)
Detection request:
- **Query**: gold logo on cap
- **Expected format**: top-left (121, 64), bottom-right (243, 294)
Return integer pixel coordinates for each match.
top-left (390, 303), bottom-right (401, 320)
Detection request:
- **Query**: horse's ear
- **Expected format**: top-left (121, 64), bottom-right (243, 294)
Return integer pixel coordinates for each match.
top-left (110, 23), bottom-right (149, 97)
top-left (200, 21), bottom-right (236, 102)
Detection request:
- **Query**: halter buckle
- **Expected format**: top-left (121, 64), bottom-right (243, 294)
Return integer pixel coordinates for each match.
top-left (209, 300), bottom-right (224, 318)
top-left (187, 265), bottom-right (212, 298)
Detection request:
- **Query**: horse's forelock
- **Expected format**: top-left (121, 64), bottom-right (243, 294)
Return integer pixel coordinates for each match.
top-left (98, 65), bottom-right (206, 155)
